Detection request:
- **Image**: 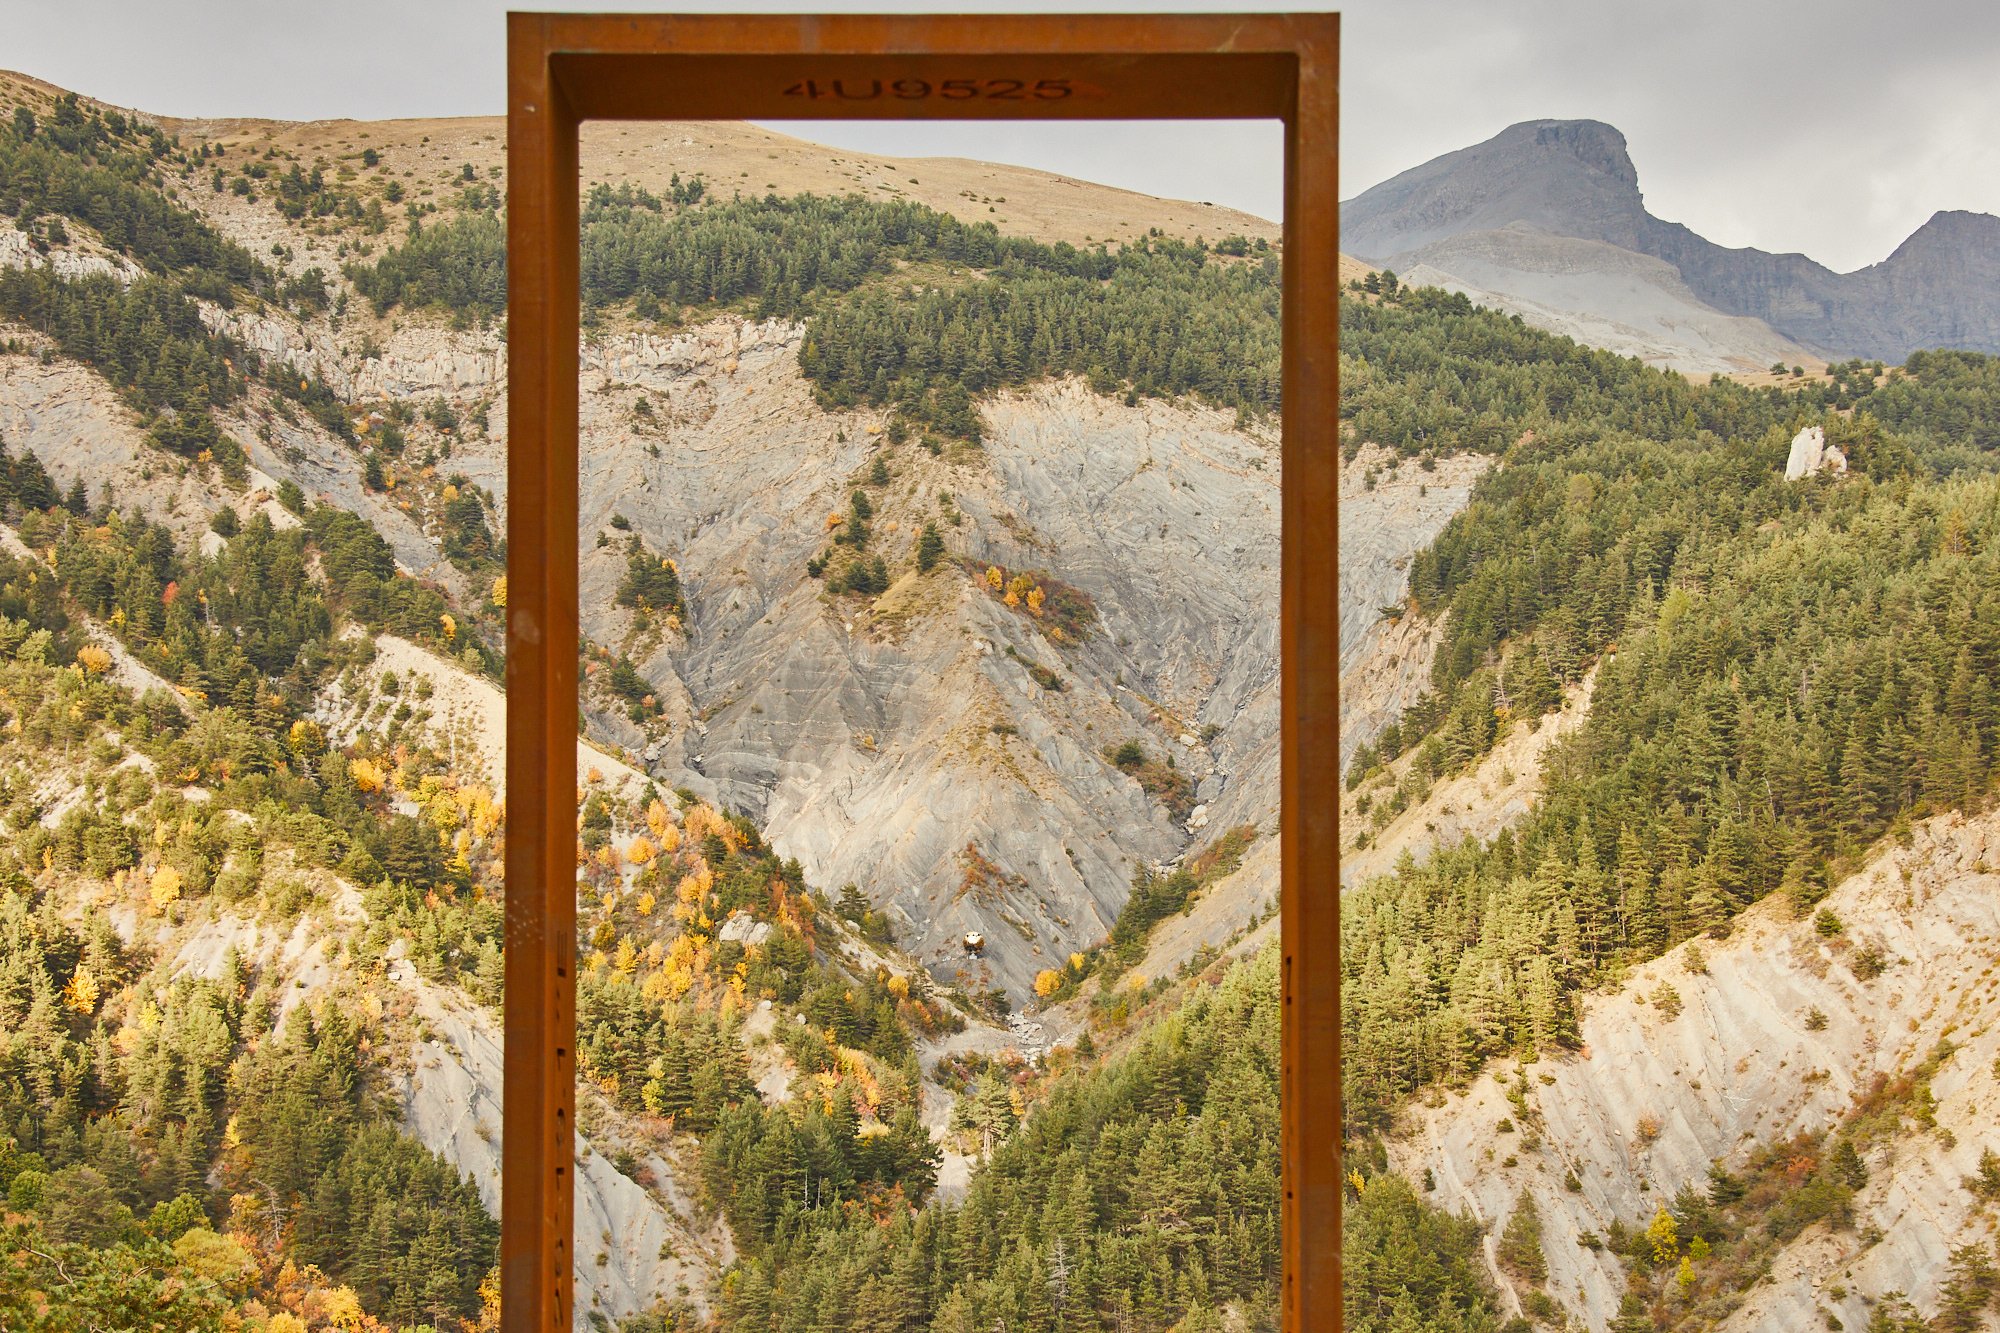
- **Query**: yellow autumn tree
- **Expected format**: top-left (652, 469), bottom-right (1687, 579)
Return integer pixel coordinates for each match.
top-left (349, 757), bottom-right (387, 792)
top-left (427, 791), bottom-right (462, 832)
top-left (1026, 585), bottom-right (1046, 616)
top-left (627, 835), bottom-right (659, 866)
top-left (1033, 969), bottom-right (1064, 998)
top-left (149, 865), bottom-right (184, 911)
top-left (62, 965), bottom-right (99, 1014)
top-left (322, 1287), bottom-right (366, 1331)
top-left (77, 644), bottom-right (112, 675)
top-left (646, 799), bottom-right (672, 838)
top-left (1647, 1205), bottom-right (1680, 1264)
top-left (683, 802), bottom-right (720, 843)
top-left (676, 861), bottom-right (714, 906)
top-left (491, 575), bottom-right (508, 607)
top-left (287, 718), bottom-right (327, 757)
top-left (635, 891), bottom-right (657, 918)
top-left (466, 787), bottom-right (502, 839)
top-left (478, 1272), bottom-right (502, 1331)
top-left (661, 936), bottom-right (702, 1000)
top-left (440, 613), bottom-right (457, 640)
top-left (986, 565), bottom-right (1004, 589)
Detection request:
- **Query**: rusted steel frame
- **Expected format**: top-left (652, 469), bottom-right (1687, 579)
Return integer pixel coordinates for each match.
top-left (505, 13), bottom-right (1339, 1330)
top-left (504, 16), bottom-right (579, 1333)
top-left (1280, 17), bottom-right (1341, 1327)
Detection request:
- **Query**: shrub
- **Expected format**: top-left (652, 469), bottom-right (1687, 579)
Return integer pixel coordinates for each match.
top-left (1965, 1148), bottom-right (2000, 1201)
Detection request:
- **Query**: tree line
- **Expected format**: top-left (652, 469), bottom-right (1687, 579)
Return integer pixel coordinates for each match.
top-left (346, 188), bottom-right (1281, 438)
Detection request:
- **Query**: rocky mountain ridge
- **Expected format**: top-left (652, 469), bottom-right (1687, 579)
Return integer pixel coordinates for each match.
top-left (1347, 117), bottom-right (2000, 366)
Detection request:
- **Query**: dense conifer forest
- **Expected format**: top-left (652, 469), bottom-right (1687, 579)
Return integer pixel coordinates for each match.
top-left (715, 952), bottom-right (1284, 1333)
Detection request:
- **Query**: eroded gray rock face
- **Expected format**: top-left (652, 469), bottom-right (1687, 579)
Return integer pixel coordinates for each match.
top-left (561, 361), bottom-right (1284, 998)
top-left (396, 975), bottom-right (727, 1324)
top-left (17, 231), bottom-right (1469, 1002)
top-left (0, 226), bottom-right (142, 282)
top-left (529, 344), bottom-right (1473, 998)
top-left (0, 343), bottom-right (224, 549)
top-left (1337, 445), bottom-right (1490, 770)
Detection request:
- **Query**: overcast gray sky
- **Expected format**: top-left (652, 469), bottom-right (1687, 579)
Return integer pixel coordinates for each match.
top-left (7, 0), bottom-right (1999, 272)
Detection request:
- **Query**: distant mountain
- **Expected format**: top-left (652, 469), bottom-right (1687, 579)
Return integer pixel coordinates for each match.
top-left (1346, 118), bottom-right (2000, 366)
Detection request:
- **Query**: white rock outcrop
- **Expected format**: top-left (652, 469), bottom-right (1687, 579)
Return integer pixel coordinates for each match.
top-left (1784, 424), bottom-right (1848, 481)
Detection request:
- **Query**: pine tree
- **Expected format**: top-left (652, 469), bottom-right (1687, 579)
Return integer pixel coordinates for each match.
top-left (916, 522), bottom-right (945, 573)
top-left (836, 883), bottom-right (868, 923)
top-left (1611, 824), bottom-right (1655, 952)
top-left (1497, 1187), bottom-right (1546, 1281)
top-left (1542, 834), bottom-right (1592, 960)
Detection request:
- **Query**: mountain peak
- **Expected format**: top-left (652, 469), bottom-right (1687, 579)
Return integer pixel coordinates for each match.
top-left (1891, 208), bottom-right (2000, 254)
top-left (1501, 118), bottom-right (1638, 190)
top-left (1346, 117), bottom-right (2000, 362)
top-left (1343, 117), bottom-right (1648, 262)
